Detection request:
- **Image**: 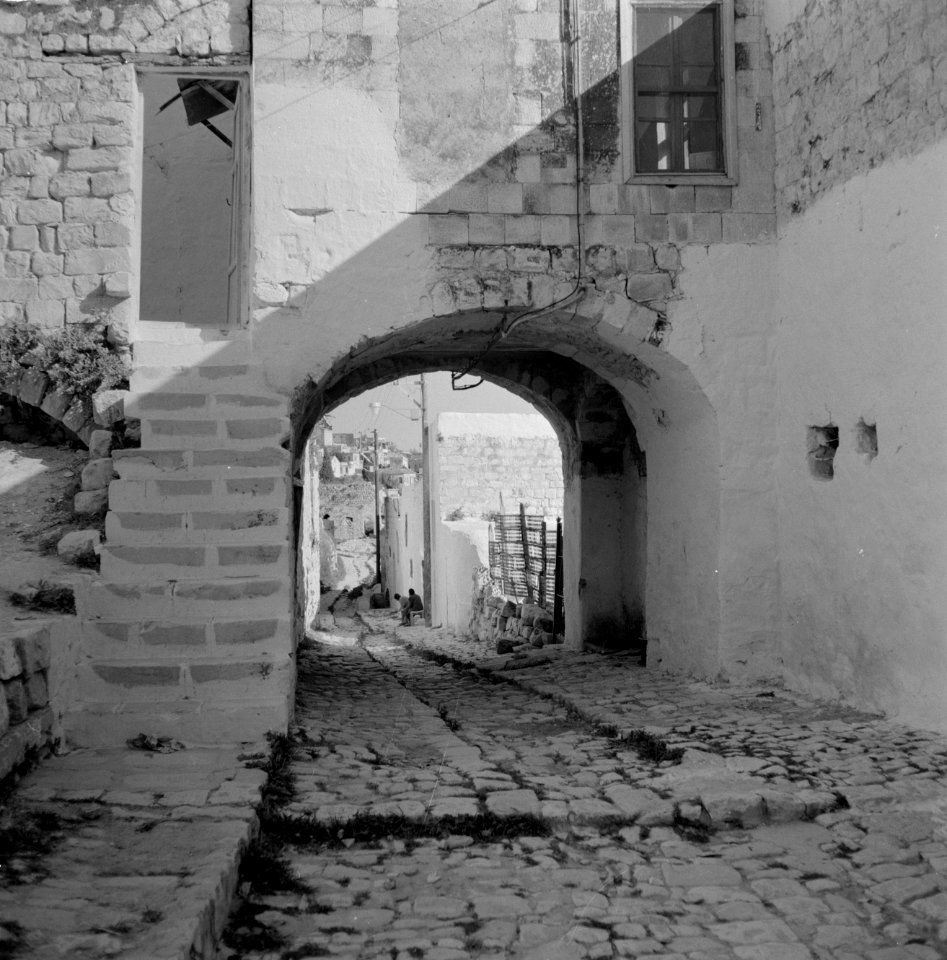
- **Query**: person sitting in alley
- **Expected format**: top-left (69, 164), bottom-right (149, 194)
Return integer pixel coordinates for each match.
top-left (407, 588), bottom-right (424, 624)
top-left (394, 593), bottom-right (411, 625)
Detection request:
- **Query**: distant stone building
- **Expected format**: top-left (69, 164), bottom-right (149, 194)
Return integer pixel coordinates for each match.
top-left (0, 0), bottom-right (943, 751)
top-left (433, 412), bottom-right (564, 521)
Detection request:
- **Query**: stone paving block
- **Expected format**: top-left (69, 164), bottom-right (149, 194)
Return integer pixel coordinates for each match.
top-left (712, 918), bottom-right (800, 944)
top-left (733, 945), bottom-right (813, 960)
top-left (868, 874), bottom-right (941, 904)
top-left (484, 788), bottom-right (540, 816)
top-left (663, 861), bottom-right (743, 887)
top-left (602, 783), bottom-right (665, 818)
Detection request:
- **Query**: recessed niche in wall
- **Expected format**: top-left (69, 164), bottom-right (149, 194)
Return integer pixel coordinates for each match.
top-left (854, 419), bottom-right (878, 461)
top-left (807, 424), bottom-right (840, 480)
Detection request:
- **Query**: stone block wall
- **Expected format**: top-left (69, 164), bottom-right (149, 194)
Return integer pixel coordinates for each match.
top-left (415, 0), bottom-right (777, 325)
top-left (251, 0), bottom-right (777, 384)
top-left (434, 413), bottom-right (564, 521)
top-left (771, 0), bottom-right (947, 215)
top-left (0, 623), bottom-right (55, 782)
top-left (0, 1), bottom-right (249, 343)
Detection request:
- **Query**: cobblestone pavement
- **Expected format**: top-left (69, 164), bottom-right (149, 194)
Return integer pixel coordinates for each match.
top-left (215, 616), bottom-right (947, 960)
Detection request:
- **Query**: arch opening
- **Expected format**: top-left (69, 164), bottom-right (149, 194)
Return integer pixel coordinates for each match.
top-left (290, 311), bottom-right (668, 662)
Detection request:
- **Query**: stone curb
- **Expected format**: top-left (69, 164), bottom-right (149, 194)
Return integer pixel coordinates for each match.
top-left (1, 746), bottom-right (264, 959)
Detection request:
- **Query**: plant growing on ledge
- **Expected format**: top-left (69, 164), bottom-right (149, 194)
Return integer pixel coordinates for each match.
top-left (0, 323), bottom-right (129, 400)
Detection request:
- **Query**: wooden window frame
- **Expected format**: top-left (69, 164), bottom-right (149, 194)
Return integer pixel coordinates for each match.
top-left (620, 0), bottom-right (737, 185)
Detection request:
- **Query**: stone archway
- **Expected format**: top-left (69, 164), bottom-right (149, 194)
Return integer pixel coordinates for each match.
top-left (290, 307), bottom-right (718, 663)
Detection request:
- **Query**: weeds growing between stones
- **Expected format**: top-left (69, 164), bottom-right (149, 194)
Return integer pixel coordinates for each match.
top-left (7, 580), bottom-right (75, 614)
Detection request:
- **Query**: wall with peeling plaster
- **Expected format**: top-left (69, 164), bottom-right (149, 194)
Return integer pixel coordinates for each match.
top-left (767, 0), bottom-right (947, 731)
top-left (773, 142), bottom-right (947, 730)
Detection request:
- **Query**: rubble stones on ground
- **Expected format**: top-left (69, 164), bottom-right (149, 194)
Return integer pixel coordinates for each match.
top-left (470, 584), bottom-right (560, 655)
top-left (56, 528), bottom-right (100, 564)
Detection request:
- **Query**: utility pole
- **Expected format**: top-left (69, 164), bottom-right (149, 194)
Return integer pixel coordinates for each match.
top-left (373, 427), bottom-right (381, 588)
top-left (420, 374), bottom-right (432, 626)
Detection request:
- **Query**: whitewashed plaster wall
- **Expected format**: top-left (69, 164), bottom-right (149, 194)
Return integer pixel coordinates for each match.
top-left (383, 482), bottom-right (425, 606)
top-left (588, 244), bottom-right (780, 679)
top-left (774, 140), bottom-right (947, 732)
top-left (433, 520), bottom-right (491, 633)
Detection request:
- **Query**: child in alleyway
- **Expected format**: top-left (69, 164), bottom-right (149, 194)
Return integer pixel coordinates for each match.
top-left (394, 593), bottom-right (411, 625)
top-left (407, 588), bottom-right (424, 624)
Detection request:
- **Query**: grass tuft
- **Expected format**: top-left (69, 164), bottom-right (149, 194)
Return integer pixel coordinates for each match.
top-left (622, 729), bottom-right (684, 764)
top-left (7, 580), bottom-right (75, 614)
top-left (266, 810), bottom-right (552, 849)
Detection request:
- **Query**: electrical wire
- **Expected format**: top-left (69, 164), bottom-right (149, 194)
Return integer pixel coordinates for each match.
top-left (451, 0), bottom-right (589, 392)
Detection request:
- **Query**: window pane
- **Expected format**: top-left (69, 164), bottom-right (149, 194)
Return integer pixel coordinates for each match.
top-left (684, 95), bottom-right (717, 120)
top-left (637, 94), bottom-right (671, 119)
top-left (681, 64), bottom-right (716, 88)
top-left (636, 65), bottom-right (672, 91)
top-left (683, 120), bottom-right (719, 170)
top-left (631, 3), bottom-right (725, 176)
top-left (635, 10), bottom-right (674, 63)
top-left (678, 10), bottom-right (716, 64)
top-left (637, 120), bottom-right (671, 171)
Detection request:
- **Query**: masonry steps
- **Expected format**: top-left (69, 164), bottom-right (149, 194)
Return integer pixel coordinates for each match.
top-left (126, 391), bottom-right (286, 419)
top-left (73, 334), bottom-right (296, 745)
top-left (107, 475), bottom-right (288, 514)
top-left (80, 616), bottom-right (292, 659)
top-left (111, 445), bottom-right (291, 479)
top-left (80, 575), bottom-right (291, 620)
top-left (132, 337), bottom-right (252, 369)
top-left (139, 415), bottom-right (290, 450)
top-left (98, 542), bottom-right (290, 581)
top-left (130, 365), bottom-right (265, 394)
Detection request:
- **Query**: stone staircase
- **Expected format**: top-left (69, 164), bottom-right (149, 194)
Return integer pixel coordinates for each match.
top-left (69, 323), bottom-right (296, 746)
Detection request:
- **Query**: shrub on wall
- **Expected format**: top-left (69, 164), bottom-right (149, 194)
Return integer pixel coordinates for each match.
top-left (0, 323), bottom-right (129, 400)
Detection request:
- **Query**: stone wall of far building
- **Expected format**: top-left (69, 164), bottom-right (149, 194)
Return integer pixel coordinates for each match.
top-left (433, 412), bottom-right (563, 522)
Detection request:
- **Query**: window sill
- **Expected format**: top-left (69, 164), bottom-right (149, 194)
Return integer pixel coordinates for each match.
top-left (629, 173), bottom-right (737, 186)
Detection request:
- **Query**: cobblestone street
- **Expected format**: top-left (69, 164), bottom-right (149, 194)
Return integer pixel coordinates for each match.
top-left (215, 614), bottom-right (947, 960)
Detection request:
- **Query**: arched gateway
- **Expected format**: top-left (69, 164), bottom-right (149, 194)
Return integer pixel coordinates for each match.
top-left (71, 295), bottom-right (720, 747)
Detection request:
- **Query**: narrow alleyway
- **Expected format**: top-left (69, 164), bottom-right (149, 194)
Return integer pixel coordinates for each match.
top-left (215, 617), bottom-right (947, 960)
